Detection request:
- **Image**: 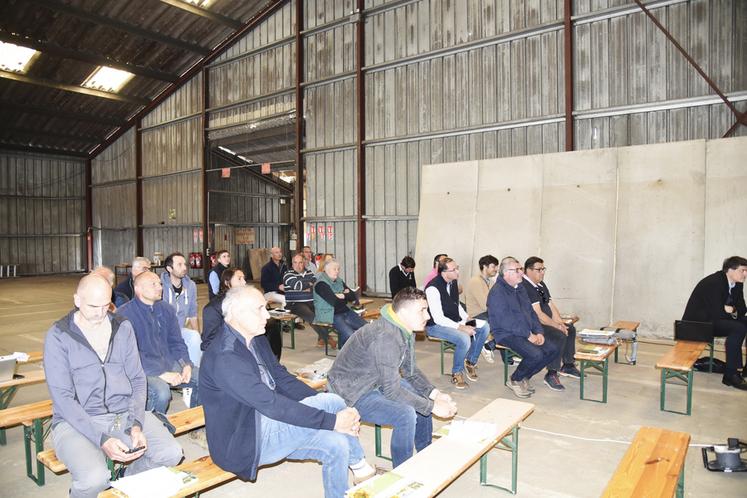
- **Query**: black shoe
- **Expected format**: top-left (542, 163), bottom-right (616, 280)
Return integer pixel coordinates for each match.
top-left (722, 373), bottom-right (747, 391)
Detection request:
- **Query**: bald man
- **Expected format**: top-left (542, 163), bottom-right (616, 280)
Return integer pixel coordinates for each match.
top-left (44, 275), bottom-right (182, 498)
top-left (200, 287), bottom-right (375, 497)
top-left (260, 246), bottom-right (288, 307)
top-left (117, 272), bottom-right (200, 415)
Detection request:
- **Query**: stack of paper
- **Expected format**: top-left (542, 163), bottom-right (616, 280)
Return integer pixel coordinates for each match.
top-left (346, 472), bottom-right (426, 498)
top-left (109, 467), bottom-right (196, 498)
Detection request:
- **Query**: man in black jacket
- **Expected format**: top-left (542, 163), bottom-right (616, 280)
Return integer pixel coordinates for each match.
top-left (388, 256), bottom-right (416, 299)
top-left (683, 255), bottom-right (747, 390)
top-left (200, 286), bottom-right (375, 497)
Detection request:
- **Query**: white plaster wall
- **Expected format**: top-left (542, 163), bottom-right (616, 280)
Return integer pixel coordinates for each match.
top-left (415, 138), bottom-right (747, 338)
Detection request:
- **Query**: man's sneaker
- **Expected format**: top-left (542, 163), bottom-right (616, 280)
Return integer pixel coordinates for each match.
top-left (451, 372), bottom-right (468, 389)
top-left (544, 371), bottom-right (565, 391)
top-left (481, 346), bottom-right (495, 364)
top-left (559, 363), bottom-right (582, 379)
top-left (521, 378), bottom-right (536, 393)
top-left (506, 379), bottom-right (531, 398)
top-left (464, 361), bottom-right (479, 382)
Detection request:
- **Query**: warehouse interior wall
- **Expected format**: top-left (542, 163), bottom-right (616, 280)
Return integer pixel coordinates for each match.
top-left (414, 136), bottom-right (747, 338)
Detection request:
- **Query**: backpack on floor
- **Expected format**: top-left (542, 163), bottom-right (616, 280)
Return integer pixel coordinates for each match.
top-left (693, 356), bottom-right (726, 373)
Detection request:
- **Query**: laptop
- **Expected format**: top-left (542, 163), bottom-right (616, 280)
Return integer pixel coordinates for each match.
top-left (674, 320), bottom-right (714, 343)
top-left (0, 357), bottom-right (18, 382)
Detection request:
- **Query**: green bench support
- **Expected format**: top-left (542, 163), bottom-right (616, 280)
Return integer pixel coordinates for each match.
top-left (578, 352), bottom-right (613, 404)
top-left (659, 368), bottom-right (694, 416)
top-left (0, 385), bottom-right (18, 445)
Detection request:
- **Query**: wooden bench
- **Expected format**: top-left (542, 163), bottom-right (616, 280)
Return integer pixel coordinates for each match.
top-left (98, 455), bottom-right (236, 498)
top-left (34, 406), bottom-right (206, 486)
top-left (655, 340), bottom-right (706, 416)
top-left (354, 398), bottom-right (534, 497)
top-left (269, 310), bottom-right (298, 349)
top-left (0, 399), bottom-right (53, 485)
top-left (575, 344), bottom-right (617, 403)
top-left (0, 367), bottom-right (46, 445)
top-left (602, 426), bottom-right (690, 498)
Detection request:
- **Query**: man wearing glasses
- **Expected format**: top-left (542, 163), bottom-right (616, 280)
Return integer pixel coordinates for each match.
top-left (487, 257), bottom-right (562, 398)
top-left (425, 258), bottom-right (490, 389)
top-left (522, 257), bottom-right (581, 392)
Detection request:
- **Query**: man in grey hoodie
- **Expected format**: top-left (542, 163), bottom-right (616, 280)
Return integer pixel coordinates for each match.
top-left (328, 287), bottom-right (458, 467)
top-left (161, 252), bottom-right (202, 366)
top-left (43, 275), bottom-right (182, 498)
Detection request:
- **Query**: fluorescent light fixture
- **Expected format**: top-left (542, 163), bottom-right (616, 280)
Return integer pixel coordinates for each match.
top-left (0, 42), bottom-right (39, 73)
top-left (82, 66), bottom-right (134, 92)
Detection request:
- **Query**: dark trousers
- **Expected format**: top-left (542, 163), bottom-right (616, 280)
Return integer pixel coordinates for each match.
top-left (265, 319), bottom-right (283, 360)
top-left (287, 301), bottom-right (328, 340)
top-left (498, 332), bottom-right (562, 382)
top-left (713, 319), bottom-right (747, 375)
top-left (543, 323), bottom-right (577, 371)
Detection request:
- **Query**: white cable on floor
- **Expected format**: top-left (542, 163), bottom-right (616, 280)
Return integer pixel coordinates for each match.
top-left (519, 424), bottom-right (714, 448)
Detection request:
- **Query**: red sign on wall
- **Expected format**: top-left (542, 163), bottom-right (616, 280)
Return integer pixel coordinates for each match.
top-left (327, 225), bottom-right (334, 241)
top-left (221, 168), bottom-right (231, 178)
top-left (261, 162), bottom-right (271, 174)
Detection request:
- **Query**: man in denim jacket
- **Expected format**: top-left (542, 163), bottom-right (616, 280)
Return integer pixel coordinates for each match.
top-left (43, 275), bottom-right (182, 498)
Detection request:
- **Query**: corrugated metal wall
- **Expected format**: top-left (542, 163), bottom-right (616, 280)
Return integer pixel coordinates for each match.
top-left (91, 128), bottom-right (137, 268)
top-left (0, 151), bottom-right (85, 274)
top-left (85, 0), bottom-right (745, 293)
top-left (140, 75), bottom-right (204, 279)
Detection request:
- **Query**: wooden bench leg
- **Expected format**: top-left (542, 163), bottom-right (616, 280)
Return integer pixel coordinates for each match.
top-left (0, 385), bottom-right (19, 445)
top-left (480, 425), bottom-right (519, 494)
top-left (676, 466), bottom-right (685, 498)
top-left (660, 368), bottom-right (694, 416)
top-left (374, 425), bottom-right (392, 462)
top-left (579, 358), bottom-right (609, 403)
top-left (24, 417), bottom-right (50, 486)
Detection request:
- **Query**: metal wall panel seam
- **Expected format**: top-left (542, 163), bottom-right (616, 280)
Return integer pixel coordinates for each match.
top-left (140, 168), bottom-right (202, 180)
top-left (575, 91), bottom-right (747, 119)
top-left (0, 194), bottom-right (85, 200)
top-left (139, 112), bottom-right (204, 132)
top-left (208, 190), bottom-right (293, 199)
top-left (302, 216), bottom-right (357, 222)
top-left (0, 233), bottom-right (84, 238)
top-left (140, 224), bottom-right (202, 228)
top-left (572, 0), bottom-right (690, 26)
top-left (302, 71), bottom-right (357, 89)
top-left (207, 36), bottom-right (296, 69)
top-left (361, 214), bottom-right (418, 220)
top-left (206, 88), bottom-right (295, 114)
top-left (301, 143), bottom-right (358, 154)
top-left (364, 116), bottom-right (566, 146)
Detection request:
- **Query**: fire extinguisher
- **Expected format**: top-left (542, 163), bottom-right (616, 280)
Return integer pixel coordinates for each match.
top-left (194, 252), bottom-right (203, 269)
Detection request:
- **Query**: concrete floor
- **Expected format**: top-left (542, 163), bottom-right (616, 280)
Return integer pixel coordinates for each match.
top-left (0, 275), bottom-right (745, 497)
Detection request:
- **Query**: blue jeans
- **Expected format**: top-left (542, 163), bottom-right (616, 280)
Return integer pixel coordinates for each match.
top-left (333, 310), bottom-right (367, 348)
top-left (146, 363), bottom-right (200, 414)
top-left (181, 328), bottom-right (203, 367)
top-left (353, 380), bottom-right (432, 468)
top-left (257, 393), bottom-right (365, 498)
top-left (498, 333), bottom-right (562, 382)
top-left (426, 322), bottom-right (490, 374)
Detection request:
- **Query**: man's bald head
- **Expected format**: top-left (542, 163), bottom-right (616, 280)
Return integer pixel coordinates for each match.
top-left (222, 286), bottom-right (270, 341)
top-left (270, 246), bottom-right (282, 263)
top-left (134, 271), bottom-right (162, 304)
top-left (74, 275), bottom-right (112, 327)
top-left (91, 266), bottom-right (115, 288)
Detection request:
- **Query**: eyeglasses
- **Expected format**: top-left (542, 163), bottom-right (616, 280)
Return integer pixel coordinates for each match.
top-left (529, 267), bottom-right (547, 272)
top-left (505, 267), bottom-right (524, 273)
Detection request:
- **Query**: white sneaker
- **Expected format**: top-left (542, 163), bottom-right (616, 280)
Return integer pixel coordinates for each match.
top-left (481, 347), bottom-right (495, 364)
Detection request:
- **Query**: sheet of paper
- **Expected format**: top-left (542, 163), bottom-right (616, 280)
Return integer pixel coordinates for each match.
top-left (109, 467), bottom-right (195, 498)
top-left (445, 420), bottom-right (499, 444)
top-left (346, 472), bottom-right (427, 498)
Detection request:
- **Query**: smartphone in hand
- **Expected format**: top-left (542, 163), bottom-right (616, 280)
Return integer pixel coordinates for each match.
top-left (125, 446), bottom-right (145, 454)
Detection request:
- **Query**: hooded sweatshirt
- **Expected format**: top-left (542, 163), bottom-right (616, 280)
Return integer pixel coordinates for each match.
top-left (160, 271), bottom-right (198, 327)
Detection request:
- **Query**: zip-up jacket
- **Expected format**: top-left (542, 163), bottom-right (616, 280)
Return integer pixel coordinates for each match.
top-left (43, 310), bottom-right (146, 447)
top-left (116, 298), bottom-right (192, 376)
top-left (328, 304), bottom-right (435, 415)
top-left (160, 271), bottom-right (198, 327)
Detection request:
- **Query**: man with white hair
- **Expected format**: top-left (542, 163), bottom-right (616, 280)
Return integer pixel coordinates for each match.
top-left (44, 274), bottom-right (182, 498)
top-left (261, 246), bottom-right (288, 307)
top-left (200, 286), bottom-right (376, 496)
top-left (114, 257), bottom-right (151, 304)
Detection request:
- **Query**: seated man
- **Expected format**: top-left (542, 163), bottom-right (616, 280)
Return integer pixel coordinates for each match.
top-left (422, 253), bottom-right (448, 288)
top-left (487, 257), bottom-right (562, 398)
top-left (160, 252), bottom-right (202, 366)
top-left (114, 256), bottom-right (151, 304)
top-left (329, 287), bottom-right (457, 467)
top-left (313, 259), bottom-right (367, 348)
top-left (284, 253), bottom-right (334, 348)
top-left (425, 257), bottom-right (490, 389)
top-left (389, 256), bottom-right (417, 299)
top-left (117, 271), bottom-right (200, 414)
top-left (303, 245), bottom-right (318, 273)
top-left (44, 275), bottom-right (182, 498)
top-left (208, 250), bottom-right (230, 300)
top-left (683, 255), bottom-right (747, 390)
top-left (522, 256), bottom-right (582, 391)
top-left (200, 286), bottom-right (376, 497)
top-left (464, 254), bottom-right (500, 364)
top-left (261, 246), bottom-right (288, 307)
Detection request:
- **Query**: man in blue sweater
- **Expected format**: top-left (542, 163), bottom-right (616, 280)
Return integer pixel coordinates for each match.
top-left (487, 256), bottom-right (562, 398)
top-left (200, 286), bottom-right (376, 497)
top-left (117, 271), bottom-right (200, 414)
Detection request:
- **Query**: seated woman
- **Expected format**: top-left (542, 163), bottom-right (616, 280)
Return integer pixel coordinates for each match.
top-left (201, 267), bottom-right (246, 351)
top-left (313, 259), bottom-right (366, 347)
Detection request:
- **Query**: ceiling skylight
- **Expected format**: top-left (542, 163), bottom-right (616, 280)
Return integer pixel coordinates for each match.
top-left (0, 42), bottom-right (39, 73)
top-left (82, 66), bottom-right (134, 93)
top-left (185, 0), bottom-right (213, 7)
